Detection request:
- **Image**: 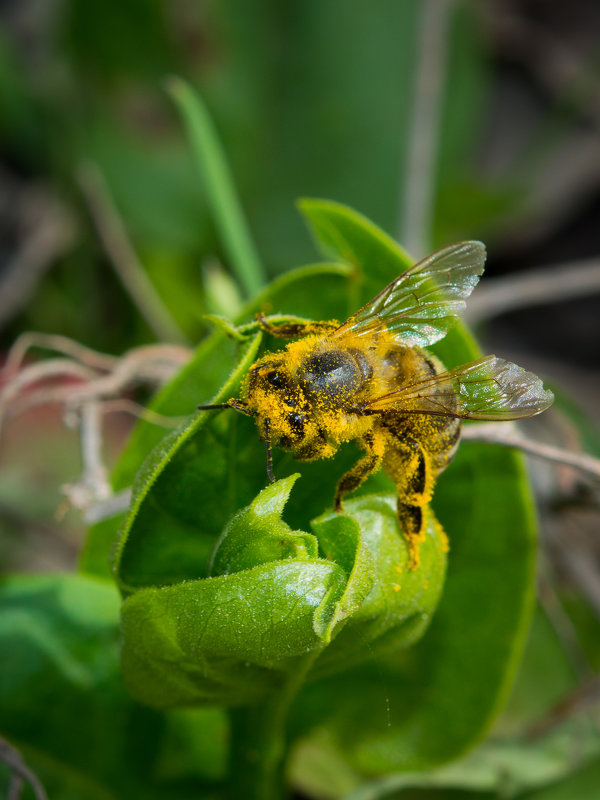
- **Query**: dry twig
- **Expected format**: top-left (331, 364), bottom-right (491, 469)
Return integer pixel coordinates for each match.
top-left (462, 422), bottom-right (600, 481)
top-left (78, 162), bottom-right (189, 346)
top-left (0, 334), bottom-right (192, 515)
top-left (62, 400), bottom-right (111, 511)
top-left (466, 256), bottom-right (600, 323)
top-left (0, 736), bottom-right (48, 800)
top-left (2, 332), bottom-right (118, 377)
top-left (83, 488), bottom-right (133, 524)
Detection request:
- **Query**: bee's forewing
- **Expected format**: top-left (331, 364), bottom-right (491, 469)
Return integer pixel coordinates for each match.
top-left (332, 240), bottom-right (486, 348)
top-left (364, 356), bottom-right (554, 421)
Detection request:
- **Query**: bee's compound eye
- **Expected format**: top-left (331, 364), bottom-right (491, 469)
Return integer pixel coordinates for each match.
top-left (287, 411), bottom-right (306, 435)
top-left (266, 371), bottom-right (283, 387)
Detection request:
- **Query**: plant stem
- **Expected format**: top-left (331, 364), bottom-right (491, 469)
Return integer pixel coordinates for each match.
top-left (227, 649), bottom-right (323, 799)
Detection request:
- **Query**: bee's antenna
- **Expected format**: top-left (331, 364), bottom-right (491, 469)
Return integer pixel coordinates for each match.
top-left (264, 418), bottom-right (275, 483)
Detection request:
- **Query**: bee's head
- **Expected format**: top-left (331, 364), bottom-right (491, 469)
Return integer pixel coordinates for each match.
top-left (245, 356), bottom-right (312, 449)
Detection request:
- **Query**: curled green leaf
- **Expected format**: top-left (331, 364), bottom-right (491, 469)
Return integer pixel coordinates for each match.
top-left (313, 497), bottom-right (447, 675)
top-left (121, 477), bottom-right (447, 710)
top-left (209, 474), bottom-right (318, 576)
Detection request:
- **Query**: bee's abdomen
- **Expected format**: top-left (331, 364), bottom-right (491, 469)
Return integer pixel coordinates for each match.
top-left (381, 347), bottom-right (462, 473)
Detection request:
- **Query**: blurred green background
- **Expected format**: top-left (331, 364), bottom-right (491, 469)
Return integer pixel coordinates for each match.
top-left (2, 0), bottom-right (600, 569)
top-left (0, 0), bottom-right (597, 347)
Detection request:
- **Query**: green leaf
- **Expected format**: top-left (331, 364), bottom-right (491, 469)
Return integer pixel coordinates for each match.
top-left (209, 474), bottom-right (319, 576)
top-left (298, 198), bottom-right (413, 308)
top-left (121, 560), bottom-right (345, 708)
top-left (523, 757), bottom-right (600, 800)
top-left (244, 261), bottom-right (353, 323)
top-left (0, 573), bottom-right (230, 798)
top-left (0, 573), bottom-right (150, 798)
top-left (335, 716), bottom-right (600, 800)
top-left (311, 498), bottom-right (447, 674)
top-left (121, 480), bottom-right (447, 710)
top-left (167, 77), bottom-right (266, 296)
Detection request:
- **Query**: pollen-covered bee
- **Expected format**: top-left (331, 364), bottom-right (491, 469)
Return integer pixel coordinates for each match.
top-left (201, 242), bottom-right (553, 567)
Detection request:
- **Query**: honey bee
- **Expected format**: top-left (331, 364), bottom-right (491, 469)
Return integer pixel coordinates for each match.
top-left (200, 241), bottom-right (553, 568)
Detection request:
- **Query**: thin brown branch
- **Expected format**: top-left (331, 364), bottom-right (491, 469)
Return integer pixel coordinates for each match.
top-left (462, 422), bottom-right (600, 481)
top-left (0, 359), bottom-right (98, 428)
top-left (466, 256), bottom-right (600, 323)
top-left (2, 332), bottom-right (118, 378)
top-left (77, 162), bottom-right (189, 345)
top-left (0, 340), bottom-right (192, 517)
top-left (0, 344), bottom-right (191, 428)
top-left (8, 773), bottom-right (23, 800)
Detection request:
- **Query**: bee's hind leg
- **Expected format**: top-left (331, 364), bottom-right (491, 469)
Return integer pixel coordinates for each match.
top-left (334, 431), bottom-right (386, 511)
top-left (385, 438), bottom-right (438, 570)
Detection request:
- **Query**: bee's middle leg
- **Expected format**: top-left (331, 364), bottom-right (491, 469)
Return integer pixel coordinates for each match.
top-left (334, 431), bottom-right (386, 511)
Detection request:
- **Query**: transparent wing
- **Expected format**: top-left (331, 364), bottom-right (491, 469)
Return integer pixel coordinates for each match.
top-left (362, 356), bottom-right (554, 421)
top-left (331, 241), bottom-right (486, 348)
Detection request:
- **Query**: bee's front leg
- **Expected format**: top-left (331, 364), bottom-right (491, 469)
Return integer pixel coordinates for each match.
top-left (334, 431), bottom-right (386, 511)
top-left (256, 312), bottom-right (338, 339)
